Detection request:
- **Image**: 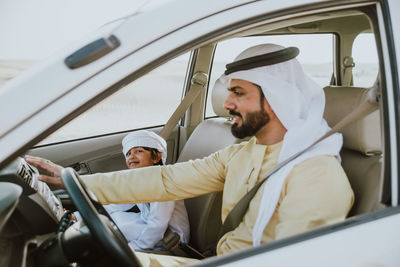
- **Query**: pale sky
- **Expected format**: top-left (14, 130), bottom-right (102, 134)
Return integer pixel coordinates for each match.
top-left (0, 0), bottom-right (166, 60)
top-left (0, 0), bottom-right (378, 63)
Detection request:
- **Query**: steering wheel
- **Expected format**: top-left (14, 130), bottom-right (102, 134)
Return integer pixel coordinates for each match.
top-left (61, 167), bottom-right (140, 267)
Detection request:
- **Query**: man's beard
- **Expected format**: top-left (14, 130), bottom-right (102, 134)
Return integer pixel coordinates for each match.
top-left (230, 109), bottom-right (270, 139)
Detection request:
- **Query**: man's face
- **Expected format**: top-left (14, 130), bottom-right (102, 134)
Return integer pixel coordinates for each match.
top-left (125, 147), bottom-right (158, 169)
top-left (223, 79), bottom-right (270, 139)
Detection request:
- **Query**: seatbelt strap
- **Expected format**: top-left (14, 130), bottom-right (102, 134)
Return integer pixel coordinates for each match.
top-left (218, 85), bottom-right (380, 239)
top-left (159, 72), bottom-right (208, 140)
top-left (162, 228), bottom-right (206, 259)
top-left (342, 56), bottom-right (355, 86)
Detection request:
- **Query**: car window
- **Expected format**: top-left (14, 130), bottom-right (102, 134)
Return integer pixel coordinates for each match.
top-left (40, 52), bottom-right (190, 145)
top-left (352, 33), bottom-right (379, 87)
top-left (205, 34), bottom-right (334, 118)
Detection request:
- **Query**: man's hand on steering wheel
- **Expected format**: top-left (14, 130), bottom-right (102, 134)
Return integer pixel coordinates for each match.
top-left (25, 155), bottom-right (140, 266)
top-left (25, 155), bottom-right (65, 189)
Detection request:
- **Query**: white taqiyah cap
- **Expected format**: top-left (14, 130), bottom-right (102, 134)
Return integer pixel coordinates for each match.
top-left (122, 130), bottom-right (167, 164)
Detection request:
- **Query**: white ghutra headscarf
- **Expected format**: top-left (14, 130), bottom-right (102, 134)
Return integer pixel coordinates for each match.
top-left (214, 44), bottom-right (343, 246)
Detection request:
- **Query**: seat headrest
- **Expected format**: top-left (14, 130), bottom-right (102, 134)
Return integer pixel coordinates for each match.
top-left (324, 86), bottom-right (381, 155)
top-left (211, 78), bottom-right (230, 117)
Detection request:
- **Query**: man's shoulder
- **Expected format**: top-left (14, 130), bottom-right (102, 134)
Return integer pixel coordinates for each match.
top-left (291, 155), bottom-right (348, 182)
top-left (301, 154), bottom-right (342, 167)
top-left (220, 138), bottom-right (253, 154)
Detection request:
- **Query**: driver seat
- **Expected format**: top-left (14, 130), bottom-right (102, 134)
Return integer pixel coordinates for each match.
top-left (177, 81), bottom-right (245, 256)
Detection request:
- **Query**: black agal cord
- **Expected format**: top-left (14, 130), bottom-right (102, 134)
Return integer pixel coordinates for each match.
top-left (224, 47), bottom-right (299, 75)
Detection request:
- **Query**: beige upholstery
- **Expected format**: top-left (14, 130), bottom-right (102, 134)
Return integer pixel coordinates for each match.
top-left (324, 86), bottom-right (383, 216)
top-left (324, 86), bottom-right (381, 155)
top-left (179, 82), bottom-right (244, 255)
top-left (211, 80), bottom-right (230, 118)
top-left (178, 118), bottom-right (236, 162)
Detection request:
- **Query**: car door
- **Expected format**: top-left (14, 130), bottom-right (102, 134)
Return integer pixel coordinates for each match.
top-left (1, 0), bottom-right (400, 266)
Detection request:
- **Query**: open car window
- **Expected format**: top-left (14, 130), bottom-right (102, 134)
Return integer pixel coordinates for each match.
top-left (39, 52), bottom-right (191, 145)
top-left (205, 34), bottom-right (334, 118)
top-left (352, 33), bottom-right (379, 87)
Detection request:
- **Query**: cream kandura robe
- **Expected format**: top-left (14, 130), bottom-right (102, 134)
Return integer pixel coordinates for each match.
top-left (81, 137), bottom-right (354, 265)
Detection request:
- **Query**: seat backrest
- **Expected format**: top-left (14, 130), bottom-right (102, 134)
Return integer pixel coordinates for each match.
top-left (178, 82), bottom-right (244, 254)
top-left (324, 85), bottom-right (383, 216)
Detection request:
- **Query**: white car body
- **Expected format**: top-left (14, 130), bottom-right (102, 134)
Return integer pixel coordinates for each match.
top-left (1, 0), bottom-right (400, 266)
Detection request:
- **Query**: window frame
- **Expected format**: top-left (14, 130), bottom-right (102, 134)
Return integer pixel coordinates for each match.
top-left (204, 33), bottom-right (338, 119)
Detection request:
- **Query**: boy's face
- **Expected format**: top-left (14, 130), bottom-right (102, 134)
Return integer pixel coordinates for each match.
top-left (125, 147), bottom-right (158, 169)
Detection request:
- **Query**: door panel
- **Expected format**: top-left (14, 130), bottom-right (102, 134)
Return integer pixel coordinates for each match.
top-left (27, 126), bottom-right (180, 174)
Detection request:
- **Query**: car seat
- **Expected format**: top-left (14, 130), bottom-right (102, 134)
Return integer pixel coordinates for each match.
top-left (323, 85), bottom-right (384, 216)
top-left (177, 81), bottom-right (246, 255)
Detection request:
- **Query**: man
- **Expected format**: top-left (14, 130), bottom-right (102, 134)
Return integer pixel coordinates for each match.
top-left (26, 43), bottom-right (354, 265)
